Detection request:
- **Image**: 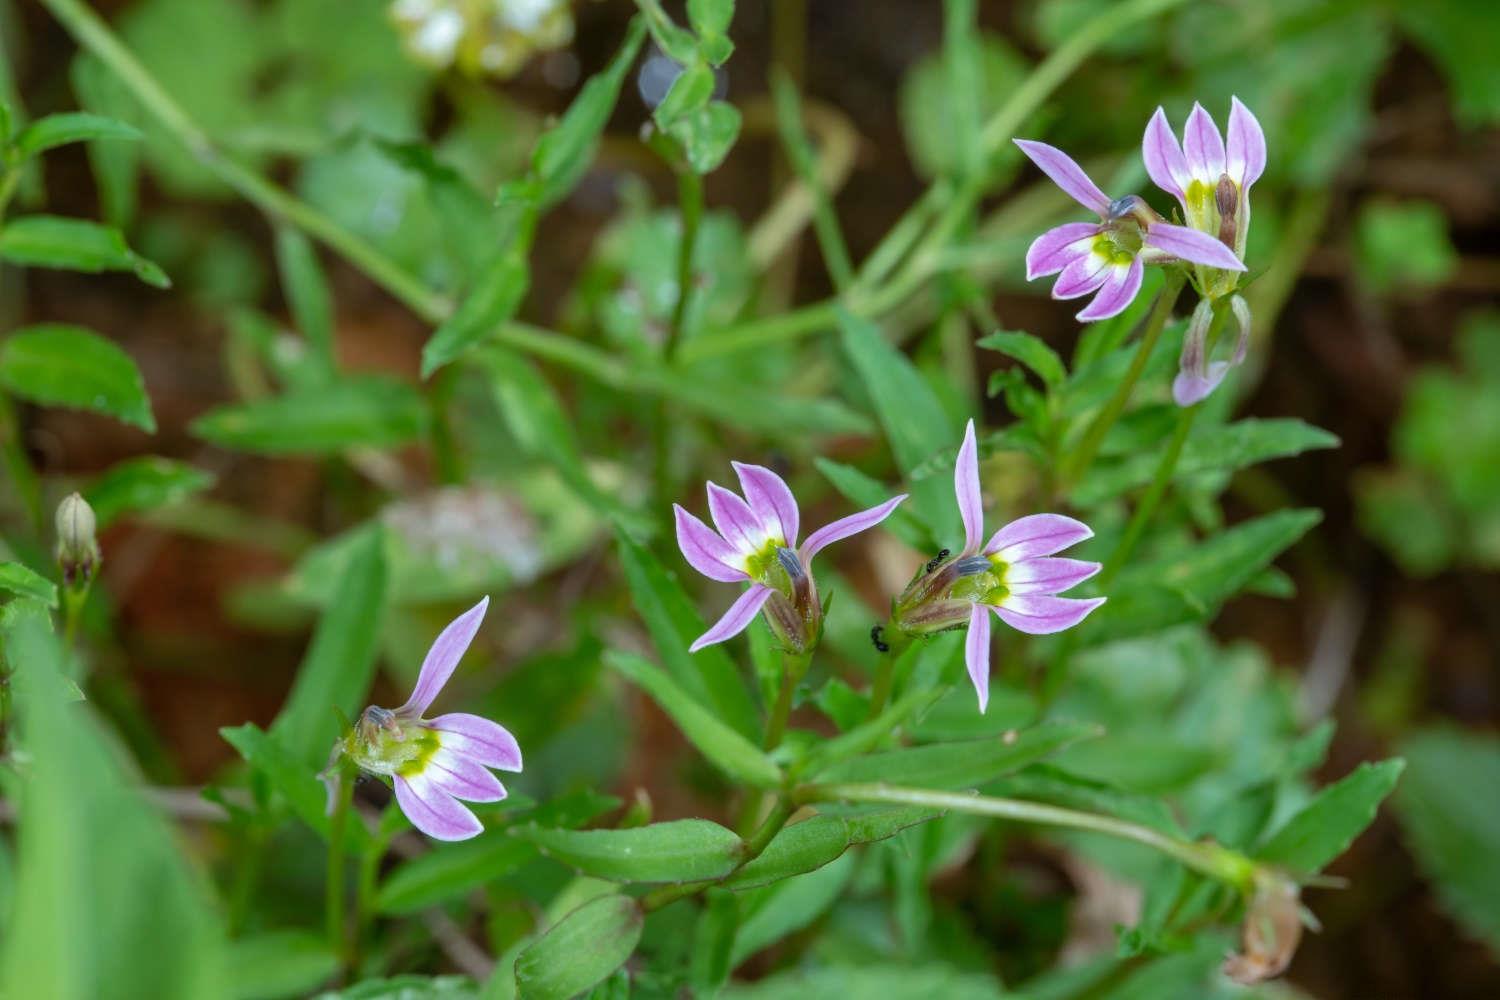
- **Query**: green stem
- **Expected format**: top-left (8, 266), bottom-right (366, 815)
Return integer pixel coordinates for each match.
top-left (1096, 402), bottom-right (1200, 591)
top-left (326, 773), bottom-right (354, 969)
top-left (641, 797), bottom-right (796, 913)
top-left (1058, 272), bottom-right (1186, 490)
top-left (0, 165), bottom-right (20, 219)
top-left (865, 624), bottom-right (912, 720)
top-left (665, 168), bottom-right (704, 363)
top-left (799, 783), bottom-right (1256, 891)
top-left (426, 367), bottom-right (464, 485)
top-left (351, 825), bottom-right (391, 973)
top-left (763, 650), bottom-right (811, 751)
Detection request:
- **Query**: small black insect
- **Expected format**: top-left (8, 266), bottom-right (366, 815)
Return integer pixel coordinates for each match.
top-left (870, 624), bottom-right (890, 653)
top-left (923, 548), bottom-right (951, 574)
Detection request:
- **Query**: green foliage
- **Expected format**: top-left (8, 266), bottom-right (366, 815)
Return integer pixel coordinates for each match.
top-left (525, 819), bottom-right (744, 883)
top-left (191, 376), bottom-right (427, 454)
top-left (84, 456), bottom-right (215, 528)
top-left (0, 562), bottom-right (57, 607)
top-left (11, 111), bottom-right (139, 158)
top-left (1257, 759), bottom-right (1404, 873)
top-left (0, 324), bottom-right (156, 431)
top-left (0, 215), bottom-right (168, 286)
top-left (513, 894), bottom-right (643, 1000)
top-left (1354, 198), bottom-right (1458, 292)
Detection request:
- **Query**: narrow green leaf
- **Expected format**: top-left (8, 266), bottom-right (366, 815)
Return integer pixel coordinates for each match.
top-left (0, 563), bottom-right (57, 608)
top-left (524, 819), bottom-right (744, 883)
top-left (191, 375), bottom-right (426, 455)
top-left (655, 62), bottom-right (715, 127)
top-left (1394, 728), bottom-right (1500, 955)
top-left (84, 456), bottom-right (214, 528)
top-left (606, 651), bottom-right (781, 790)
top-left (529, 17), bottom-right (647, 208)
top-left (12, 112), bottom-right (140, 159)
top-left (1257, 759), bottom-right (1405, 873)
top-left (691, 889), bottom-right (739, 996)
top-left (0, 215), bottom-right (168, 287)
top-left (635, 0), bottom-right (698, 65)
top-left (377, 834), bottom-right (536, 915)
top-left (812, 720), bottom-right (1100, 788)
top-left (227, 930), bottom-right (338, 1000)
top-left (614, 531), bottom-right (760, 738)
top-left (725, 817), bottom-right (850, 890)
top-left (730, 851), bottom-right (857, 966)
top-left (0, 324), bottom-right (156, 431)
top-left (274, 227), bottom-right (336, 377)
top-left (977, 330), bottom-right (1067, 388)
top-left (814, 457), bottom-right (934, 552)
top-left (841, 805), bottom-right (945, 843)
top-left (269, 526), bottom-right (388, 766)
top-left (687, 0), bottom-right (735, 40)
top-left (666, 100), bottom-right (742, 174)
top-left (514, 894), bottom-right (642, 1000)
top-left (221, 723), bottom-right (367, 846)
top-left (421, 237), bottom-right (530, 377)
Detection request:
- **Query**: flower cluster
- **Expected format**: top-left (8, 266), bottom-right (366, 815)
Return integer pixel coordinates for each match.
top-left (1018, 98), bottom-right (1267, 405)
top-left (390, 0), bottom-right (574, 78)
top-left (324, 597), bottom-right (522, 841)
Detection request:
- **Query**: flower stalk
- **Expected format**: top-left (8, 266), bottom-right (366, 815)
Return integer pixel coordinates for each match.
top-left (326, 766), bottom-right (354, 968)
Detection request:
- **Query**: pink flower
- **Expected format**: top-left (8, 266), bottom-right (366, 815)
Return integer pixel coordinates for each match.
top-left (1015, 138), bottom-right (1245, 322)
top-left (675, 463), bottom-right (906, 652)
top-left (1143, 97), bottom-right (1265, 262)
top-left (894, 422), bottom-right (1104, 712)
top-left (333, 597), bottom-right (521, 841)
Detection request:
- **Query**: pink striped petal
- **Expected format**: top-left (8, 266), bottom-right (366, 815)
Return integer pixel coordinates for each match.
top-left (799, 494), bottom-right (907, 564)
top-left (985, 513), bottom-right (1093, 561)
top-left (1076, 258), bottom-right (1143, 322)
top-left (426, 747), bottom-right (507, 802)
top-left (994, 594), bottom-right (1106, 635)
top-left (395, 772), bottom-right (483, 841)
top-left (1051, 251), bottom-right (1111, 300)
top-left (1225, 97), bottom-right (1266, 190)
top-left (690, 584), bottom-right (772, 652)
top-left (732, 462), bottom-right (799, 547)
top-left (1144, 223), bottom-right (1245, 271)
top-left (955, 420), bottom-right (984, 554)
top-left (674, 505), bottom-right (747, 583)
top-left (1025, 222), bottom-right (1101, 279)
top-left (1183, 103), bottom-right (1226, 181)
top-left (1013, 139), bottom-right (1111, 216)
top-left (400, 597), bottom-right (489, 717)
top-left (1142, 107), bottom-right (1191, 201)
top-left (428, 712), bottom-right (522, 771)
top-left (965, 603), bottom-right (992, 714)
top-left (706, 482), bottom-right (764, 554)
top-left (1005, 557), bottom-right (1101, 596)
top-left (1173, 296), bottom-right (1251, 406)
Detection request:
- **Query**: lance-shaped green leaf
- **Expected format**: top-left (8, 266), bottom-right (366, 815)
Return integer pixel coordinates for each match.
top-left (0, 324), bottom-right (156, 431)
top-left (12, 111), bottom-right (140, 159)
top-left (191, 375), bottom-right (426, 454)
top-left (523, 819), bottom-right (744, 883)
top-left (269, 525), bottom-right (388, 766)
top-left (810, 720), bottom-right (1100, 789)
top-left (274, 227), bottom-right (336, 378)
top-left (378, 834), bottom-right (537, 916)
top-left (837, 309), bottom-right (952, 474)
top-left (1256, 758), bottom-right (1404, 873)
top-left (614, 531), bottom-right (759, 738)
top-left (655, 62), bottom-right (715, 127)
top-left (514, 894), bottom-right (643, 1000)
top-left (724, 816), bottom-right (850, 891)
top-left (220, 723), bottom-right (368, 846)
top-left (687, 0), bottom-right (736, 64)
top-left (691, 889), bottom-right (739, 996)
top-left (0, 563), bottom-right (57, 608)
top-left (977, 330), bottom-right (1067, 389)
top-left (606, 651), bottom-right (781, 789)
top-left (0, 215), bottom-right (167, 287)
top-left (84, 456), bottom-right (214, 528)
top-left (666, 100), bottom-right (742, 174)
top-left (730, 851), bottom-right (857, 966)
top-left (420, 233), bottom-right (531, 377)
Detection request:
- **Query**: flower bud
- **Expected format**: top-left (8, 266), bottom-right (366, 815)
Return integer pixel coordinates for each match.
top-left (761, 547), bottom-right (822, 653)
top-left (891, 552), bottom-right (993, 637)
top-left (54, 492), bottom-right (100, 587)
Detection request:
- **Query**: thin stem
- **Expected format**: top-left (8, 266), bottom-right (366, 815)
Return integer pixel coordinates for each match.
top-left (799, 783), bottom-right (1257, 891)
top-left (1058, 272), bottom-right (1186, 490)
top-left (865, 624), bottom-right (913, 720)
top-left (665, 168), bottom-right (704, 362)
top-left (1096, 402), bottom-right (1200, 590)
top-left (763, 650), bottom-right (811, 751)
top-left (326, 773), bottom-right (354, 969)
top-left (351, 824), bottom-right (391, 973)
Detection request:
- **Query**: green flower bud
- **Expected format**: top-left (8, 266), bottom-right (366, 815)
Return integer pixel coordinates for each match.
top-left (54, 492), bottom-right (101, 587)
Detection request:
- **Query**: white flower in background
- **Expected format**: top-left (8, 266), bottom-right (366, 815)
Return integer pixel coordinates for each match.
top-left (391, 0), bottom-right (575, 77)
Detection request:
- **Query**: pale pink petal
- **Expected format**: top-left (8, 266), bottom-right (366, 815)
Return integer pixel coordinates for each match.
top-left (965, 604), bottom-right (992, 714)
top-left (993, 594), bottom-right (1106, 635)
top-left (1182, 102), bottom-right (1226, 181)
top-left (1142, 107), bottom-right (1191, 201)
top-left (1025, 222), bottom-right (1101, 280)
top-left (1173, 363), bottom-right (1232, 407)
top-left (1144, 223), bottom-right (1246, 271)
top-left (706, 482), bottom-right (764, 554)
top-left (1076, 258), bottom-right (1144, 322)
top-left (426, 747), bottom-right (507, 803)
top-left (799, 494), bottom-right (907, 564)
top-left (395, 772), bottom-right (483, 841)
top-left (985, 513), bottom-right (1093, 561)
top-left (689, 584), bottom-right (772, 652)
top-left (1051, 251), bottom-right (1111, 299)
top-left (1225, 97), bottom-right (1266, 191)
top-left (400, 597), bottom-right (489, 717)
top-left (1013, 139), bottom-right (1111, 216)
top-left (1172, 299), bottom-right (1215, 408)
top-left (674, 505), bottom-right (747, 583)
top-left (428, 712), bottom-right (522, 771)
top-left (955, 420), bottom-right (984, 554)
top-left (1005, 557), bottom-right (1101, 596)
top-left (732, 461), bottom-right (800, 547)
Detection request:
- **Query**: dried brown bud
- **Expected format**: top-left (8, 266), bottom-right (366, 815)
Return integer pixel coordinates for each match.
top-left (1223, 872), bottom-right (1304, 984)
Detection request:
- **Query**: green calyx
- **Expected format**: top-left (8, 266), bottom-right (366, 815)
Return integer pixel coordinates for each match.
top-left (344, 707), bottom-right (441, 778)
top-left (742, 536), bottom-right (790, 586)
top-left (948, 553), bottom-right (1011, 607)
